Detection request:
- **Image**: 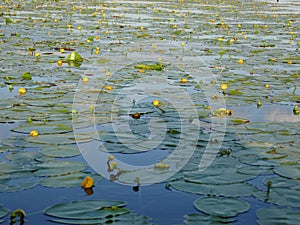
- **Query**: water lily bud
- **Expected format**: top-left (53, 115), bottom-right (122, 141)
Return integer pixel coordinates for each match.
top-left (293, 105), bottom-right (299, 115)
top-left (109, 162), bottom-right (117, 170)
top-left (132, 112), bottom-right (141, 119)
top-left (108, 155), bottom-right (114, 161)
top-left (257, 100), bottom-right (262, 108)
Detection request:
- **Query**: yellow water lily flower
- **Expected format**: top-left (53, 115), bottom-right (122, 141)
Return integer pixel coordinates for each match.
top-left (81, 176), bottom-right (94, 189)
top-left (82, 77), bottom-right (89, 83)
top-left (29, 130), bottom-right (39, 137)
top-left (238, 59), bottom-right (244, 64)
top-left (220, 83), bottom-right (228, 91)
top-left (18, 88), bottom-right (26, 95)
top-left (57, 60), bottom-right (63, 66)
top-left (180, 78), bottom-right (187, 83)
top-left (105, 85), bottom-right (112, 91)
top-left (152, 99), bottom-right (160, 106)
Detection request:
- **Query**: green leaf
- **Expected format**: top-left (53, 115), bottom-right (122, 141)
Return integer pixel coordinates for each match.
top-left (228, 89), bottom-right (244, 95)
top-left (39, 145), bottom-right (80, 158)
top-left (21, 72), bottom-right (32, 80)
top-left (34, 161), bottom-right (87, 177)
top-left (66, 52), bottom-right (83, 62)
top-left (194, 197), bottom-right (250, 217)
top-left (253, 187), bottom-right (300, 207)
top-left (170, 179), bottom-right (255, 197)
top-left (184, 213), bottom-right (236, 225)
top-left (274, 164), bottom-right (300, 179)
top-left (0, 207), bottom-right (9, 218)
top-left (134, 63), bottom-right (163, 71)
top-left (40, 172), bottom-right (101, 188)
top-left (44, 200), bottom-right (127, 219)
top-left (256, 207), bottom-right (300, 225)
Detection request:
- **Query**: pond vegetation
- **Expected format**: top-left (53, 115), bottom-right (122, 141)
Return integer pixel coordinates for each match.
top-left (0, 0), bottom-right (299, 224)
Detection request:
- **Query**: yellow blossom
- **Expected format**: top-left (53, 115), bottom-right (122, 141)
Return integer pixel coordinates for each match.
top-left (18, 88), bottom-right (26, 95)
top-left (81, 176), bottom-right (94, 189)
top-left (29, 130), bottom-right (39, 137)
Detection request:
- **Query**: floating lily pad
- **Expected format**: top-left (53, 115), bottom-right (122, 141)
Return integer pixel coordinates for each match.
top-left (33, 161), bottom-right (87, 177)
top-left (40, 172), bottom-right (101, 188)
top-left (263, 176), bottom-right (300, 188)
top-left (253, 187), bottom-right (300, 208)
top-left (0, 171), bottom-right (40, 192)
top-left (256, 207), bottom-right (300, 225)
top-left (184, 213), bottom-right (236, 225)
top-left (273, 164), bottom-right (300, 179)
top-left (0, 206), bottom-right (9, 219)
top-left (194, 197), bottom-right (250, 217)
top-left (11, 123), bottom-right (72, 135)
top-left (44, 200), bottom-right (127, 219)
top-left (26, 133), bottom-right (92, 145)
top-left (183, 157), bottom-right (257, 184)
top-left (39, 145), bottom-right (80, 158)
top-left (236, 165), bottom-right (274, 176)
top-left (50, 213), bottom-right (153, 224)
top-left (170, 179), bottom-right (255, 197)
top-left (118, 168), bottom-right (174, 185)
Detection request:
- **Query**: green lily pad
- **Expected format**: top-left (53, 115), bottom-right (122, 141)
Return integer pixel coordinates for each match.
top-left (253, 187), bottom-right (300, 208)
top-left (236, 165), bottom-right (274, 176)
top-left (44, 200), bottom-right (127, 219)
top-left (183, 157), bottom-right (257, 184)
top-left (273, 164), bottom-right (300, 179)
top-left (184, 213), bottom-right (236, 225)
top-left (50, 213), bottom-right (152, 225)
top-left (0, 207), bottom-right (9, 218)
top-left (194, 197), bottom-right (250, 217)
top-left (256, 207), bottom-right (299, 225)
top-left (118, 168), bottom-right (174, 185)
top-left (11, 123), bottom-right (73, 135)
top-left (39, 145), bottom-right (80, 158)
top-left (263, 176), bottom-right (300, 188)
top-left (33, 161), bottom-right (87, 177)
top-left (25, 133), bottom-right (92, 145)
top-left (0, 171), bottom-right (40, 192)
top-left (40, 172), bottom-right (101, 188)
top-left (134, 63), bottom-right (164, 71)
top-left (170, 179), bottom-right (255, 197)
